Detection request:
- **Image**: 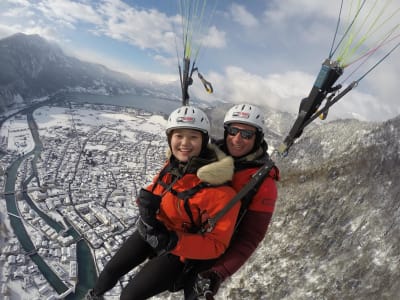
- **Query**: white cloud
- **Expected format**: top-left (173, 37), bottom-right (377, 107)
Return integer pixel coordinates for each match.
top-left (96, 0), bottom-right (174, 54)
top-left (2, 6), bottom-right (32, 17)
top-left (188, 62), bottom-right (400, 122)
top-left (65, 43), bottom-right (177, 85)
top-left (37, 0), bottom-right (103, 26)
top-left (263, 0), bottom-right (339, 23)
top-left (0, 23), bottom-right (19, 38)
top-left (0, 0), bottom-right (398, 122)
top-left (333, 90), bottom-right (387, 121)
top-left (4, 0), bottom-right (31, 4)
top-left (22, 25), bottom-right (59, 40)
top-left (201, 26), bottom-right (226, 49)
top-left (189, 66), bottom-right (313, 115)
top-left (230, 4), bottom-right (259, 28)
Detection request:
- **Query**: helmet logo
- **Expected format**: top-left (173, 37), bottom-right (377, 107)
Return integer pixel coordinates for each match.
top-left (232, 111), bottom-right (250, 119)
top-left (176, 116), bottom-right (195, 123)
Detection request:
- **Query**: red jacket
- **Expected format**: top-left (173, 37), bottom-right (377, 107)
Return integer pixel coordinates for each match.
top-left (145, 145), bottom-right (241, 261)
top-left (232, 167), bottom-right (278, 213)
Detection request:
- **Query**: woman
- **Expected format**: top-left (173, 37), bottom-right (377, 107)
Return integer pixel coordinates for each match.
top-left (86, 106), bottom-right (240, 300)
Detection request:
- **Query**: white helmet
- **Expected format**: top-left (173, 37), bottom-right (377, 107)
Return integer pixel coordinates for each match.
top-left (166, 106), bottom-right (210, 134)
top-left (223, 104), bottom-right (264, 131)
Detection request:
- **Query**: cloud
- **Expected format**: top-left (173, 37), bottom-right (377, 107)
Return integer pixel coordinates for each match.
top-left (37, 0), bottom-right (103, 26)
top-left (2, 0), bottom-right (177, 54)
top-left (1, 0), bottom-right (398, 122)
top-left (201, 26), bottom-right (226, 49)
top-left (2, 6), bottom-right (33, 18)
top-left (189, 62), bottom-right (400, 122)
top-left (263, 0), bottom-right (339, 23)
top-left (96, 0), bottom-right (175, 54)
top-left (0, 23), bottom-right (19, 39)
top-left (359, 49), bottom-right (400, 120)
top-left (334, 90), bottom-right (386, 122)
top-left (189, 66), bottom-right (313, 115)
top-left (230, 4), bottom-right (259, 28)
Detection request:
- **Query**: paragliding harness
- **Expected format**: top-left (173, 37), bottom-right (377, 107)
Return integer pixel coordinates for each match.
top-left (170, 159), bottom-right (275, 299)
top-left (153, 162), bottom-right (229, 234)
top-left (150, 153), bottom-right (275, 236)
top-left (234, 161), bottom-right (277, 232)
top-left (204, 158), bottom-right (276, 233)
top-left (170, 181), bottom-right (227, 234)
top-left (158, 156), bottom-right (277, 236)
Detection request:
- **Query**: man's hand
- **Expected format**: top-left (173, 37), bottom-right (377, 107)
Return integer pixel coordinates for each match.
top-left (136, 217), bottom-right (178, 253)
top-left (194, 270), bottom-right (223, 300)
top-left (137, 188), bottom-right (162, 227)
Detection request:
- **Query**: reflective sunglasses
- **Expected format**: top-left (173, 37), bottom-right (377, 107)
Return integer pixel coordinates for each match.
top-left (225, 126), bottom-right (256, 139)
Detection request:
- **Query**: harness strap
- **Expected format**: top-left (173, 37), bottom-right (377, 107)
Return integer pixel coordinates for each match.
top-left (233, 167), bottom-right (273, 233)
top-left (151, 163), bottom-right (173, 192)
top-left (170, 182), bottom-right (214, 233)
top-left (206, 159), bottom-right (276, 232)
top-left (152, 163), bottom-right (185, 197)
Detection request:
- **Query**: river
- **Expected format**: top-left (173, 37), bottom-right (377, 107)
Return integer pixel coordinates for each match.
top-left (4, 100), bottom-right (74, 296)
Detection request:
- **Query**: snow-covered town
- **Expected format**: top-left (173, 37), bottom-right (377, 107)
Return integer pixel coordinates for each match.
top-left (0, 101), bottom-right (169, 299)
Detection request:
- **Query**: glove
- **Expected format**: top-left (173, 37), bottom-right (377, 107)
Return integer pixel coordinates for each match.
top-left (136, 217), bottom-right (178, 253)
top-left (137, 188), bottom-right (162, 227)
top-left (194, 270), bottom-right (223, 300)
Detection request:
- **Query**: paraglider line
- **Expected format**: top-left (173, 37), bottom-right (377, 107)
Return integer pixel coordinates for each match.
top-left (329, 0), bottom-right (344, 59)
top-left (331, 0), bottom-right (367, 59)
top-left (356, 40), bottom-right (400, 82)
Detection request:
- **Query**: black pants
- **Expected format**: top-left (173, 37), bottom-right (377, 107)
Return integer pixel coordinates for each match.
top-left (92, 231), bottom-right (185, 300)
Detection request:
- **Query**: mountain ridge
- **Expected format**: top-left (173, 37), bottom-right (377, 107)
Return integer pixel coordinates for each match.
top-left (0, 33), bottom-right (154, 113)
top-left (219, 114), bottom-right (400, 299)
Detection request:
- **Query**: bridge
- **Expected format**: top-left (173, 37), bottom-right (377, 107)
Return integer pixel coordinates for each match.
top-left (7, 212), bottom-right (21, 219)
top-left (2, 191), bottom-right (15, 196)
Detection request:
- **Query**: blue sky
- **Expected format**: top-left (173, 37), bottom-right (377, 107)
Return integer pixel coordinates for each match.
top-left (0, 0), bottom-right (399, 121)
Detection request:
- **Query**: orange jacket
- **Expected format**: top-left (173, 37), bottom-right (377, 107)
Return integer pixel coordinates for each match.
top-left (145, 145), bottom-right (240, 260)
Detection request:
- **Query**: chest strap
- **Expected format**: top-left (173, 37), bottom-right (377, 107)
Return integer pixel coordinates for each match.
top-left (170, 182), bottom-right (220, 233)
top-left (205, 159), bottom-right (276, 232)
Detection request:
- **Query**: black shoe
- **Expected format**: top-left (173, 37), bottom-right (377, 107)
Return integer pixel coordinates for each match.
top-left (85, 289), bottom-right (104, 300)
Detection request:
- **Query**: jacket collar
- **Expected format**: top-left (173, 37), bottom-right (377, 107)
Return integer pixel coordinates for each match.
top-left (167, 144), bottom-right (234, 185)
top-left (215, 139), bottom-right (271, 170)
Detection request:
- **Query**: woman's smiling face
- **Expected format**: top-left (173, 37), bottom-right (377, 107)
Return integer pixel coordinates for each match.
top-left (170, 128), bottom-right (203, 162)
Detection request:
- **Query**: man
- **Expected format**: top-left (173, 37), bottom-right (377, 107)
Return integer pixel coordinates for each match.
top-left (193, 103), bottom-right (279, 299)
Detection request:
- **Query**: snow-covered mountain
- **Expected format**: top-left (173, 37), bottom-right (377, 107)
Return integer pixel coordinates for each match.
top-left (0, 33), bottom-right (163, 113)
top-left (219, 115), bottom-right (400, 299)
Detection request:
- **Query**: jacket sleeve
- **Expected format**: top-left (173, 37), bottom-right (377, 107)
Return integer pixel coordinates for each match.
top-left (211, 210), bottom-right (272, 280)
top-left (248, 171), bottom-right (278, 213)
top-left (170, 188), bottom-right (240, 260)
